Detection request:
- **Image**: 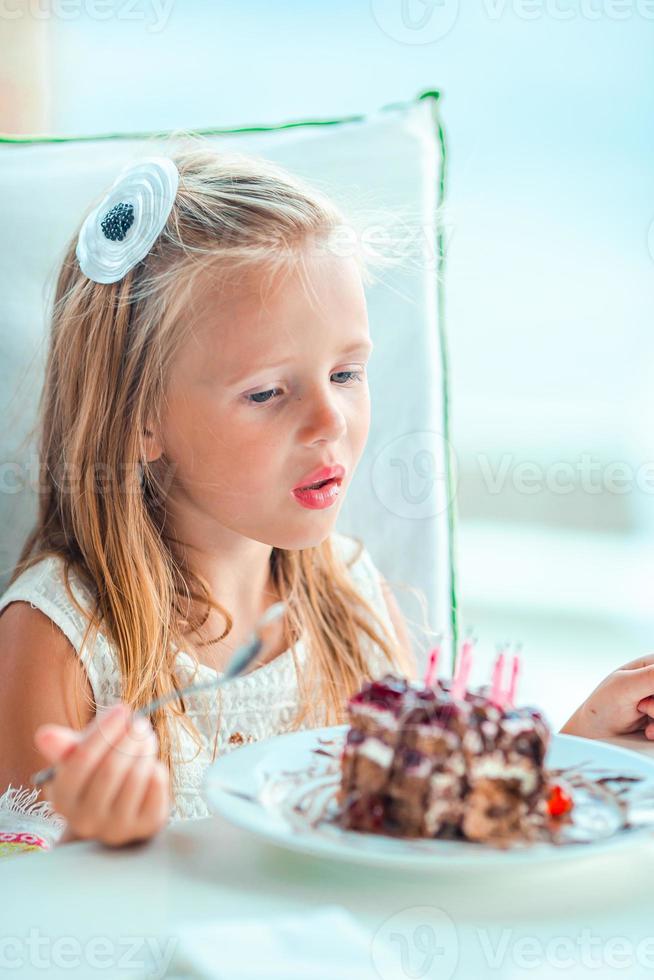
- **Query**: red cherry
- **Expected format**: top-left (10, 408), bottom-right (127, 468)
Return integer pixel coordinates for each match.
top-left (547, 783), bottom-right (573, 817)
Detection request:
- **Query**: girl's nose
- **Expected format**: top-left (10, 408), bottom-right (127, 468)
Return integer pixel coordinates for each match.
top-left (298, 389), bottom-right (347, 445)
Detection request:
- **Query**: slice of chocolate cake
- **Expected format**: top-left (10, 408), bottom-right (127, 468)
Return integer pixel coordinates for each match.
top-left (337, 673), bottom-right (551, 845)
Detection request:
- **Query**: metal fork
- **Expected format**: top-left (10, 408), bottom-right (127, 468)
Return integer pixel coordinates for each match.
top-left (30, 600), bottom-right (287, 788)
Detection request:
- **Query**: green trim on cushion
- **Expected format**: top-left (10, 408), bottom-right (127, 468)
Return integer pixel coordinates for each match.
top-left (417, 94), bottom-right (458, 670)
top-left (436, 113), bottom-right (458, 670)
top-left (0, 89), bottom-right (440, 144)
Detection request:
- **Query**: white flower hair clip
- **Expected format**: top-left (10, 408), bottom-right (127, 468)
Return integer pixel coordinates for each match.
top-left (75, 156), bottom-right (179, 284)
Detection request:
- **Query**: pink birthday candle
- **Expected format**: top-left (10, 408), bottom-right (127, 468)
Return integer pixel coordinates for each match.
top-left (451, 640), bottom-right (473, 700)
top-left (423, 646), bottom-right (441, 687)
top-left (457, 639), bottom-right (473, 674)
top-left (489, 650), bottom-right (506, 707)
top-left (506, 652), bottom-right (521, 708)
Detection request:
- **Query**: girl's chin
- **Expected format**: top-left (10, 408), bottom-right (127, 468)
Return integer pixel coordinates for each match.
top-left (273, 520), bottom-right (338, 552)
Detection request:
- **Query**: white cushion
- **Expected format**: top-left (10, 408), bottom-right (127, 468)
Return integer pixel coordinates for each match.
top-left (0, 93), bottom-right (455, 665)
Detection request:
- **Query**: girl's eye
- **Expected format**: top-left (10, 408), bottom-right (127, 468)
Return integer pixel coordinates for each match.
top-left (246, 370), bottom-right (365, 406)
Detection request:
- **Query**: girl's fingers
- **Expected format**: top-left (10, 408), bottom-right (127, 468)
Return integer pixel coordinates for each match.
top-left (33, 704), bottom-right (167, 847)
top-left (79, 722), bottom-right (157, 820)
top-left (637, 696), bottom-right (654, 716)
top-left (137, 762), bottom-right (170, 831)
top-left (106, 754), bottom-right (157, 844)
top-left (33, 724), bottom-right (82, 764)
top-left (621, 663), bottom-right (654, 701)
top-left (49, 704), bottom-right (131, 811)
top-left (645, 722), bottom-right (654, 740)
top-left (623, 713), bottom-right (649, 734)
top-left (620, 654), bottom-right (654, 671)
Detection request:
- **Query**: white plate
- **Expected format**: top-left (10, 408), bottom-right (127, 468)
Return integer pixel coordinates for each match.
top-left (203, 725), bottom-right (654, 871)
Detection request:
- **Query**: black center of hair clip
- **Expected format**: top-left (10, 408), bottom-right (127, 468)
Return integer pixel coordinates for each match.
top-left (100, 201), bottom-right (135, 242)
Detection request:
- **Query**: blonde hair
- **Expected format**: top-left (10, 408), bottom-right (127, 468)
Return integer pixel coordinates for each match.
top-left (11, 142), bottom-right (417, 806)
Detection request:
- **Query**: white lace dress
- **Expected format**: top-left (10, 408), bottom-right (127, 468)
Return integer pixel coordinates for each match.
top-left (0, 531), bottom-right (398, 848)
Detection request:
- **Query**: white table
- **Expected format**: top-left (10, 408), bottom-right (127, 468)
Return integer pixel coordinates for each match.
top-left (2, 734), bottom-right (654, 980)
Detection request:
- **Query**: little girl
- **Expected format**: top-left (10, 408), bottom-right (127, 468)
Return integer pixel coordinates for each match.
top-left (0, 146), bottom-right (417, 850)
top-left (0, 146), bottom-right (652, 854)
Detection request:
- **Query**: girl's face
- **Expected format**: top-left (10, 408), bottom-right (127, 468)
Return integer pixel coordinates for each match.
top-left (154, 249), bottom-right (372, 552)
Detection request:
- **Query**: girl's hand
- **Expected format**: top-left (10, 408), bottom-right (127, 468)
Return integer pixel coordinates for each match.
top-left (560, 655), bottom-right (654, 740)
top-left (33, 703), bottom-right (170, 847)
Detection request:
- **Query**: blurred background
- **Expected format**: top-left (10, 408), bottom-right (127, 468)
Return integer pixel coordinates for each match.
top-left (1, 0), bottom-right (653, 726)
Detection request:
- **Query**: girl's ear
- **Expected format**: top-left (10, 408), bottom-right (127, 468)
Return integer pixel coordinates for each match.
top-left (143, 425), bottom-right (164, 464)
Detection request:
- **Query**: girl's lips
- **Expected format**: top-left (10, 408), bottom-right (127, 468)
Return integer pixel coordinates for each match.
top-left (293, 464), bottom-right (345, 491)
top-left (291, 478), bottom-right (342, 510)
